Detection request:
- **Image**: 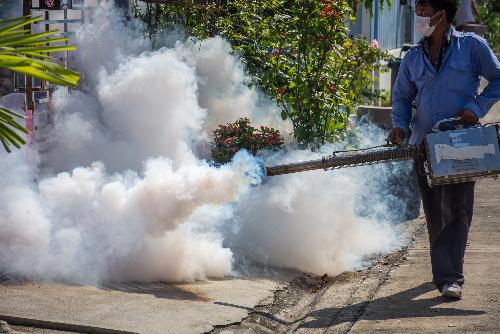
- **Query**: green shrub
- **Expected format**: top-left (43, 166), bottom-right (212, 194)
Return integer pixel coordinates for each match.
top-left (477, 0), bottom-right (500, 55)
top-left (133, 0), bottom-right (392, 147)
top-left (211, 117), bottom-right (284, 164)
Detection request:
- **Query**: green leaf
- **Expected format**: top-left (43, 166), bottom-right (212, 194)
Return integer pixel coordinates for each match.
top-left (0, 29), bottom-right (63, 47)
top-left (0, 29), bottom-right (31, 38)
top-left (0, 107), bottom-right (28, 153)
top-left (0, 55), bottom-right (80, 87)
top-left (5, 44), bottom-right (77, 54)
top-left (0, 106), bottom-right (25, 119)
top-left (0, 16), bottom-right (41, 36)
top-left (0, 14), bottom-right (81, 152)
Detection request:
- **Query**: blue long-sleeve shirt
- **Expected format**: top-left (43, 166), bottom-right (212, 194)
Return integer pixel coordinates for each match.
top-left (392, 28), bottom-right (500, 145)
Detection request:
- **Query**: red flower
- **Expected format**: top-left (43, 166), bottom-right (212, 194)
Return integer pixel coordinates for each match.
top-left (211, 118), bottom-right (283, 164)
top-left (320, 5), bottom-right (338, 18)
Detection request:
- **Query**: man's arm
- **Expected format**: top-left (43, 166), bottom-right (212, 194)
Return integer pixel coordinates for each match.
top-left (462, 37), bottom-right (500, 119)
top-left (390, 56), bottom-right (417, 144)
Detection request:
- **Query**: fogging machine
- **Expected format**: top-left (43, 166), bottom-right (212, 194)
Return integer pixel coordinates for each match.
top-left (266, 120), bottom-right (500, 187)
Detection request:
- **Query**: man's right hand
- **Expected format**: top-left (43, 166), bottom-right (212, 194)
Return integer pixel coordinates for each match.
top-left (388, 127), bottom-right (405, 145)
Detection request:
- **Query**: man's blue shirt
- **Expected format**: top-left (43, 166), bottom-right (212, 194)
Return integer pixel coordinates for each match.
top-left (392, 28), bottom-right (500, 145)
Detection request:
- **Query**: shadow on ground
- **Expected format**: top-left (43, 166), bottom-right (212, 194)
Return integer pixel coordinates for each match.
top-left (299, 282), bottom-right (485, 329)
top-left (101, 282), bottom-right (210, 301)
top-left (99, 266), bottom-right (301, 302)
top-left (215, 282), bottom-right (486, 329)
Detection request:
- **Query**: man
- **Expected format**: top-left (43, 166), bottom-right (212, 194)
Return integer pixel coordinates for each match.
top-left (389, 0), bottom-right (500, 299)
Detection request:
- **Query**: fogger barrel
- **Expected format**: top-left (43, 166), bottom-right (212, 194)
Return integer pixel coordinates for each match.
top-left (265, 124), bottom-right (500, 187)
top-left (266, 145), bottom-right (419, 176)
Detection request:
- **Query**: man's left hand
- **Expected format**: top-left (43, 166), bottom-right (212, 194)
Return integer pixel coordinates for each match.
top-left (457, 109), bottom-right (480, 124)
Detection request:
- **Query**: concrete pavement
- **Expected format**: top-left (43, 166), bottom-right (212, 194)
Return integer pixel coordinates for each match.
top-left (0, 276), bottom-right (292, 334)
top-left (349, 177), bottom-right (500, 333)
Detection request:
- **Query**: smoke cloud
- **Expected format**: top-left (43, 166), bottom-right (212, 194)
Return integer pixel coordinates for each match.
top-left (0, 4), bottom-right (407, 284)
top-left (228, 147), bottom-right (398, 275)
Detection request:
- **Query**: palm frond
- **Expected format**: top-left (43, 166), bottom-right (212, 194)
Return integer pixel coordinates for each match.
top-left (0, 107), bottom-right (28, 153)
top-left (0, 29), bottom-right (31, 38)
top-left (0, 15), bottom-right (80, 87)
top-left (0, 29), bottom-right (63, 46)
top-left (0, 16), bottom-right (41, 36)
top-left (8, 45), bottom-right (77, 54)
top-left (0, 14), bottom-right (81, 152)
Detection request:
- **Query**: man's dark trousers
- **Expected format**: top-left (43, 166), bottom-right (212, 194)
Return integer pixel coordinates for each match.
top-left (415, 166), bottom-right (475, 291)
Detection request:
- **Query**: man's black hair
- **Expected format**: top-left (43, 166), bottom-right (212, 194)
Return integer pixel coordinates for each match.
top-left (416, 0), bottom-right (458, 23)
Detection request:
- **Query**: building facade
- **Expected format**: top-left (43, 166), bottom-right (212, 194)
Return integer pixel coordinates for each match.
top-left (350, 0), bottom-right (419, 97)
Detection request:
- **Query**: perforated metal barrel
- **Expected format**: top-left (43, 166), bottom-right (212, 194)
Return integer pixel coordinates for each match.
top-left (265, 145), bottom-right (418, 176)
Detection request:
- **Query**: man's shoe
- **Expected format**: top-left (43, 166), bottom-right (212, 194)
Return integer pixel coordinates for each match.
top-left (442, 283), bottom-right (462, 299)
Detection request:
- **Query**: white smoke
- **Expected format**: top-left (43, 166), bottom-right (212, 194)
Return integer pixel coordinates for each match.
top-left (176, 37), bottom-right (289, 136)
top-left (227, 150), bottom-right (393, 274)
top-left (45, 41), bottom-right (207, 172)
top-left (228, 137), bottom-right (416, 275)
top-left (0, 147), bottom-right (261, 283)
top-left (0, 4), bottom-right (406, 284)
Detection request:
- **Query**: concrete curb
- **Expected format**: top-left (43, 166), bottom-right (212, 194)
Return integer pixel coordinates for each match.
top-left (0, 315), bottom-right (137, 334)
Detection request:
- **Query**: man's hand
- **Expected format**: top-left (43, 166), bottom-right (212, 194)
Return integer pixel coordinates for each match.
top-left (388, 127), bottom-right (405, 145)
top-left (457, 109), bottom-right (480, 124)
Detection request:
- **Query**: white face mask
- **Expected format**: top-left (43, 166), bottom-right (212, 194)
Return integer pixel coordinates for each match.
top-left (415, 11), bottom-right (442, 37)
